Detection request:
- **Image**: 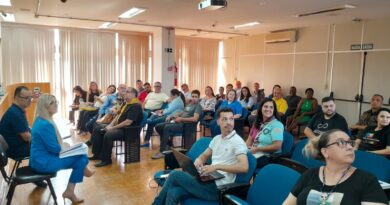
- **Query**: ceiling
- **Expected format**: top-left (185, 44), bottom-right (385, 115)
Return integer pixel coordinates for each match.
top-left (2, 0), bottom-right (390, 39)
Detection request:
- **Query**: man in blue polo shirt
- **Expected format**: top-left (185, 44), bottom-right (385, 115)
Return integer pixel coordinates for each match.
top-left (0, 86), bottom-right (47, 188)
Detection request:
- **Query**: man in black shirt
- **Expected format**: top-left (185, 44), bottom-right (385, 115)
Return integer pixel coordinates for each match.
top-left (350, 94), bottom-right (383, 136)
top-left (285, 86), bottom-right (301, 117)
top-left (304, 97), bottom-right (349, 139)
top-left (90, 87), bottom-right (144, 167)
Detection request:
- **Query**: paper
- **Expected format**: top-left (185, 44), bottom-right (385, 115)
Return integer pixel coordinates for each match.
top-left (59, 142), bottom-right (88, 158)
top-left (379, 180), bottom-right (390, 189)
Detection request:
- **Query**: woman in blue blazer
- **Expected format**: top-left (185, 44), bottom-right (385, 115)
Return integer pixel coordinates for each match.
top-left (30, 94), bottom-right (94, 203)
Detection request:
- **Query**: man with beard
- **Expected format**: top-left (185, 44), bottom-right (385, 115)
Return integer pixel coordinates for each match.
top-left (304, 97), bottom-right (349, 139)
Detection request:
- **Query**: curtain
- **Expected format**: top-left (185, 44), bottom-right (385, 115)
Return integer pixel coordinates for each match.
top-left (175, 37), bottom-right (219, 93)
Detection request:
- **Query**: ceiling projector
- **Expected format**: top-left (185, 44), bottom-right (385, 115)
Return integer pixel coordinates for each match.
top-left (198, 0), bottom-right (227, 10)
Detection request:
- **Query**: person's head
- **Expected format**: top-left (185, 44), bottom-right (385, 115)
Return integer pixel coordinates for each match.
top-left (154, 82), bottom-right (162, 93)
top-left (226, 84), bottom-right (233, 93)
top-left (253, 82), bottom-right (260, 91)
top-left (205, 86), bottom-right (215, 97)
top-left (181, 84), bottom-right (189, 93)
top-left (272, 85), bottom-right (282, 99)
top-left (305, 88), bottom-right (314, 99)
top-left (256, 89), bottom-right (265, 103)
top-left (106, 84), bottom-right (116, 94)
top-left (124, 87), bottom-right (138, 101)
top-left (218, 86), bottom-right (224, 94)
top-left (371, 94), bottom-right (383, 111)
top-left (216, 108), bottom-right (235, 134)
top-left (35, 94), bottom-right (58, 120)
top-left (73, 85), bottom-right (85, 97)
top-left (136, 80), bottom-right (143, 90)
top-left (289, 86), bottom-right (297, 96)
top-left (240, 86), bottom-right (251, 101)
top-left (227, 89), bottom-right (237, 102)
top-left (254, 98), bottom-right (280, 129)
top-left (235, 80), bottom-right (242, 89)
top-left (321, 97), bottom-right (336, 117)
top-left (144, 82), bottom-right (151, 92)
top-left (170, 89), bottom-right (181, 98)
top-left (14, 86), bottom-right (33, 109)
top-left (376, 108), bottom-right (390, 129)
top-left (304, 129), bottom-right (355, 165)
top-left (89, 81), bottom-right (99, 93)
top-left (191, 90), bottom-right (201, 104)
top-left (117, 84), bottom-right (127, 97)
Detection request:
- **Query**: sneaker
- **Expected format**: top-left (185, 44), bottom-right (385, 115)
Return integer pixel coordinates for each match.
top-left (151, 152), bottom-right (165, 160)
top-left (140, 143), bottom-right (150, 148)
top-left (94, 161), bottom-right (112, 167)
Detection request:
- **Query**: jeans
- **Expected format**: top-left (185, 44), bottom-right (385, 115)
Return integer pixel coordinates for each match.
top-left (155, 122), bottom-right (183, 152)
top-left (152, 171), bottom-right (218, 205)
top-left (144, 115), bottom-right (167, 142)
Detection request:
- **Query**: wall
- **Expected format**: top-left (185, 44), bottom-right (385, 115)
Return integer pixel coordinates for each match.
top-left (221, 17), bottom-right (390, 124)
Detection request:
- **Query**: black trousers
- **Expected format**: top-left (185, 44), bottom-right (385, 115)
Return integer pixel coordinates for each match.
top-left (91, 124), bottom-right (125, 162)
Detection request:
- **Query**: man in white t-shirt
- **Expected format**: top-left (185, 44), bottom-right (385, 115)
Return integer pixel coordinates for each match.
top-left (143, 81), bottom-right (169, 115)
top-left (151, 107), bottom-right (248, 205)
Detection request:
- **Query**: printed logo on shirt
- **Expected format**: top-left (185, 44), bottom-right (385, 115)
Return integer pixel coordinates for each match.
top-left (362, 132), bottom-right (380, 145)
top-left (306, 190), bottom-right (343, 205)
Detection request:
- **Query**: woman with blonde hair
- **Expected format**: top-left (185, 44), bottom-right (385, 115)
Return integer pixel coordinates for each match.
top-left (283, 129), bottom-right (387, 205)
top-left (30, 94), bottom-right (94, 203)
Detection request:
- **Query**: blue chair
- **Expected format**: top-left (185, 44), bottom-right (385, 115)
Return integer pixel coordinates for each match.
top-left (352, 150), bottom-right (390, 182)
top-left (224, 164), bottom-right (301, 205)
top-left (182, 152), bottom-right (257, 205)
top-left (290, 138), bottom-right (324, 168)
top-left (281, 131), bottom-right (294, 154)
top-left (154, 137), bottom-right (212, 186)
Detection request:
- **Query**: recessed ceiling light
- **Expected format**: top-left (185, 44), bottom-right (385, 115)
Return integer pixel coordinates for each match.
top-left (99, 22), bottom-right (116, 29)
top-left (0, 0), bottom-right (11, 7)
top-left (233, 21), bottom-right (260, 29)
top-left (0, 12), bottom-right (15, 22)
top-left (118, 7), bottom-right (146, 19)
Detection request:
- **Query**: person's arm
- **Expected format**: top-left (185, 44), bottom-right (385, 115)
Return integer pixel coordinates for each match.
top-left (304, 127), bottom-right (316, 140)
top-left (251, 124), bottom-right (283, 153)
top-left (246, 133), bottom-right (254, 148)
top-left (282, 194), bottom-right (297, 205)
top-left (201, 154), bottom-right (248, 174)
top-left (233, 102), bottom-right (242, 119)
top-left (251, 141), bottom-right (282, 153)
top-left (292, 99), bottom-right (303, 118)
top-left (176, 113), bottom-right (199, 123)
top-left (304, 99), bottom-right (318, 116)
top-left (194, 148), bottom-right (212, 168)
top-left (369, 146), bottom-right (390, 156)
top-left (38, 122), bottom-right (61, 154)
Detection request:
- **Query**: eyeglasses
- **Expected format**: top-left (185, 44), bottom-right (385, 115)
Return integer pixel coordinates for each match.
top-left (324, 138), bottom-right (355, 148)
top-left (154, 85), bottom-right (161, 88)
top-left (18, 95), bottom-right (33, 101)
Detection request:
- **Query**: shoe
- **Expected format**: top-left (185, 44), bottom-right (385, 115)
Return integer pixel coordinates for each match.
top-left (85, 140), bottom-right (92, 146)
top-left (151, 152), bottom-right (165, 160)
top-left (140, 142), bottom-right (150, 148)
top-left (62, 192), bottom-right (84, 204)
top-left (88, 155), bottom-right (100, 160)
top-left (94, 161), bottom-right (112, 167)
top-left (34, 181), bottom-right (47, 188)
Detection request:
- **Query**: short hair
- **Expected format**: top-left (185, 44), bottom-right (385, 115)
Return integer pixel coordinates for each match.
top-left (136, 79), bottom-right (142, 83)
top-left (378, 107), bottom-right (390, 115)
top-left (128, 87), bottom-right (138, 97)
top-left (272, 84), bottom-right (281, 90)
top-left (191, 89), bottom-right (200, 97)
top-left (144, 82), bottom-right (150, 86)
top-left (322, 96), bottom-right (334, 103)
top-left (181, 83), bottom-right (188, 88)
top-left (216, 107), bottom-right (234, 119)
top-left (305, 88), bottom-right (314, 94)
top-left (373, 94), bottom-right (384, 101)
top-left (14, 86), bottom-right (29, 99)
top-left (226, 84), bottom-right (233, 88)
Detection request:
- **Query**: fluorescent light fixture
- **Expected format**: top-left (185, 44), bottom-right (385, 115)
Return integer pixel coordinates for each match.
top-left (344, 4), bottom-right (356, 9)
top-left (0, 0), bottom-right (11, 7)
top-left (233, 21), bottom-right (260, 29)
top-left (0, 12), bottom-right (15, 22)
top-left (118, 7), bottom-right (146, 19)
top-left (99, 22), bottom-right (116, 29)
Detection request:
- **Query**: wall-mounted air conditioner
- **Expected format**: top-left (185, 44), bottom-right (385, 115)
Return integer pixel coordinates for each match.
top-left (265, 30), bottom-right (297, 43)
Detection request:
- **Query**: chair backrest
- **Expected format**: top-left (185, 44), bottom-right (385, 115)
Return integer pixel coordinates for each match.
top-left (246, 164), bottom-right (301, 205)
top-left (141, 111), bottom-right (148, 127)
top-left (291, 138), bottom-right (324, 168)
top-left (281, 131), bottom-right (294, 154)
top-left (352, 150), bottom-right (390, 182)
top-left (235, 152), bottom-right (257, 183)
top-left (186, 137), bottom-right (212, 161)
top-left (0, 140), bottom-right (10, 182)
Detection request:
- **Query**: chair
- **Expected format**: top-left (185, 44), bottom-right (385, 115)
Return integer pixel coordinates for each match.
top-left (234, 108), bottom-right (249, 139)
top-left (0, 142), bottom-right (58, 205)
top-left (352, 150), bottom-right (390, 182)
top-left (123, 125), bottom-right (143, 163)
top-left (181, 152), bottom-right (257, 205)
top-left (223, 164), bottom-right (301, 205)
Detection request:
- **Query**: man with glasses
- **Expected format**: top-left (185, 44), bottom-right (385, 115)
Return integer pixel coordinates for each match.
top-left (304, 97), bottom-right (349, 139)
top-left (143, 82), bottom-right (169, 116)
top-left (0, 86), bottom-right (47, 188)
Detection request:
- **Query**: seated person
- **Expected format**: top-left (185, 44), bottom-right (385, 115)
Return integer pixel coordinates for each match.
top-left (135, 79), bottom-right (144, 94)
top-left (69, 86), bottom-right (87, 124)
top-left (304, 97), bottom-right (349, 139)
top-left (271, 85), bottom-right (288, 117)
top-left (350, 94), bottom-right (383, 136)
top-left (151, 108), bottom-right (249, 205)
top-left (138, 82), bottom-right (152, 103)
top-left (285, 86), bottom-right (301, 117)
top-left (95, 84), bottom-right (126, 122)
top-left (142, 89), bottom-right (185, 147)
top-left (181, 83), bottom-right (192, 103)
top-left (355, 108), bottom-right (390, 158)
top-left (248, 89), bottom-right (266, 127)
top-left (283, 129), bottom-right (387, 205)
top-left (251, 82), bottom-right (261, 101)
top-left (239, 86), bottom-right (255, 110)
top-left (246, 98), bottom-right (283, 168)
top-left (151, 90), bottom-right (202, 159)
top-left (77, 81), bottom-right (102, 135)
top-left (286, 88), bottom-right (318, 132)
top-left (30, 94), bottom-right (94, 203)
top-left (200, 86), bottom-right (217, 120)
top-left (90, 87), bottom-right (144, 167)
top-left (143, 81), bottom-right (169, 115)
top-left (215, 86), bottom-right (225, 101)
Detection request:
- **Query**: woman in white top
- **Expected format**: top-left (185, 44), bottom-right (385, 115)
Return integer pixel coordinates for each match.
top-left (239, 86), bottom-right (255, 110)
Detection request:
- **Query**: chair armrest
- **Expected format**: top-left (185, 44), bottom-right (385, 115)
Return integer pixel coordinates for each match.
top-left (272, 158), bottom-right (308, 174)
top-left (223, 194), bottom-right (249, 205)
top-left (217, 183), bottom-right (250, 203)
top-left (269, 152), bottom-right (292, 162)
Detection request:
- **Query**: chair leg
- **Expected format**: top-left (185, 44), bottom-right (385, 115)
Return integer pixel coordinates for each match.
top-left (46, 179), bottom-right (58, 205)
top-left (6, 181), bottom-right (17, 205)
top-left (9, 160), bottom-right (21, 179)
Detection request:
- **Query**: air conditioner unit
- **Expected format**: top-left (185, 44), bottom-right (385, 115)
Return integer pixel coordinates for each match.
top-left (265, 30), bottom-right (297, 43)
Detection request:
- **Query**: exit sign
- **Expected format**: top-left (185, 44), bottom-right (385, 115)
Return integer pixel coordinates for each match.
top-left (362, 43), bottom-right (374, 50)
top-left (351, 44), bottom-right (361, 50)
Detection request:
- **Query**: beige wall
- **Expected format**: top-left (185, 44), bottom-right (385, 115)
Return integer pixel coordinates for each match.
top-left (221, 18), bottom-right (390, 124)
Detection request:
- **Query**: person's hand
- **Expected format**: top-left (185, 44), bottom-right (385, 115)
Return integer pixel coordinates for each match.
top-left (165, 116), bottom-right (171, 122)
top-left (166, 98), bottom-right (172, 103)
top-left (174, 117), bottom-right (182, 123)
top-left (251, 110), bottom-right (257, 115)
top-left (200, 165), bottom-right (218, 175)
top-left (156, 110), bottom-right (163, 116)
top-left (105, 125), bottom-right (114, 131)
top-left (194, 158), bottom-right (203, 169)
top-left (349, 125), bottom-right (358, 130)
top-left (249, 147), bottom-right (258, 154)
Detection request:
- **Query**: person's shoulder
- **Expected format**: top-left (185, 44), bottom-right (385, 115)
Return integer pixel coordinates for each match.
top-left (352, 168), bottom-right (378, 182)
top-left (334, 112), bottom-right (347, 120)
top-left (271, 119), bottom-right (284, 127)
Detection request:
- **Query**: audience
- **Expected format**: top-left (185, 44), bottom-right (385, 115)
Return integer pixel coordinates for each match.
top-left (272, 85), bottom-right (288, 117)
top-left (239, 86), bottom-right (255, 110)
top-left (252, 82), bottom-right (261, 101)
top-left (199, 86), bottom-right (217, 119)
top-left (181, 83), bottom-right (192, 103)
top-left (69, 86), bottom-right (87, 125)
top-left (235, 80), bottom-right (242, 97)
top-left (138, 82), bottom-right (151, 103)
top-left (283, 129), bottom-right (387, 205)
top-left (77, 81), bottom-right (102, 135)
top-left (226, 83), bottom-right (233, 94)
top-left (246, 98), bottom-right (283, 168)
top-left (219, 89), bottom-right (243, 118)
top-left (151, 108), bottom-right (249, 205)
top-left (152, 90), bottom-right (202, 159)
top-left (350, 94), bottom-right (383, 136)
top-left (304, 97), bottom-right (349, 139)
top-left (95, 84), bottom-right (126, 121)
top-left (355, 107), bottom-right (390, 158)
top-left (215, 86), bottom-right (225, 101)
top-left (30, 94), bottom-right (94, 203)
top-left (143, 82), bottom-right (169, 115)
top-left (285, 86), bottom-right (301, 117)
top-left (136, 79), bottom-right (144, 94)
top-left (142, 89), bottom-right (185, 147)
top-left (248, 89), bottom-right (266, 127)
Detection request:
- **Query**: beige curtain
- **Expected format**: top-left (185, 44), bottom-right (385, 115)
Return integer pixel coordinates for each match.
top-left (175, 37), bottom-right (219, 93)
